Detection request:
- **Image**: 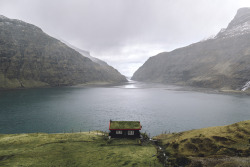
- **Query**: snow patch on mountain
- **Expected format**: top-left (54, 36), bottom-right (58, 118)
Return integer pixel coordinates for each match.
top-left (215, 21), bottom-right (250, 39)
top-left (242, 81), bottom-right (250, 91)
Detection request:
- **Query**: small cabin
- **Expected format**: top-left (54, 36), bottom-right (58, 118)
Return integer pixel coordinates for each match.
top-left (109, 121), bottom-right (142, 138)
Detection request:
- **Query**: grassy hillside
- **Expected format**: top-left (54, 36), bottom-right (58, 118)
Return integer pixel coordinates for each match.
top-left (0, 131), bottom-right (161, 167)
top-left (154, 120), bottom-right (250, 166)
top-left (0, 15), bottom-right (127, 89)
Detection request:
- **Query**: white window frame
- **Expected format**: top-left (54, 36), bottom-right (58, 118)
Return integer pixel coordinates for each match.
top-left (128, 130), bottom-right (134, 135)
top-left (116, 130), bottom-right (122, 134)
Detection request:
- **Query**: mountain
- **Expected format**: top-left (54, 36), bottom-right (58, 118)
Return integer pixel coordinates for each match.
top-left (0, 15), bottom-right (127, 89)
top-left (60, 39), bottom-right (129, 83)
top-left (132, 8), bottom-right (250, 92)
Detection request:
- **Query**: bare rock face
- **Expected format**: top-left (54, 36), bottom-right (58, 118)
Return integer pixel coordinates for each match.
top-left (216, 7), bottom-right (250, 39)
top-left (0, 15), bottom-right (127, 89)
top-left (132, 8), bottom-right (250, 91)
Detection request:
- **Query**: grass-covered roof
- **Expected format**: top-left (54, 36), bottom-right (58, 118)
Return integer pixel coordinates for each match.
top-left (109, 121), bottom-right (141, 130)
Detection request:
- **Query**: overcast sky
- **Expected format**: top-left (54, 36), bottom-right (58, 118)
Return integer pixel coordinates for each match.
top-left (1, 0), bottom-right (250, 76)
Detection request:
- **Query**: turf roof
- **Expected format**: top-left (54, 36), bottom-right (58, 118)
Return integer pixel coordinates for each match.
top-left (109, 121), bottom-right (141, 130)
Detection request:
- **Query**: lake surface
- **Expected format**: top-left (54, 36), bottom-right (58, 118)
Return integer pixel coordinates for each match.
top-left (1, 81), bottom-right (250, 136)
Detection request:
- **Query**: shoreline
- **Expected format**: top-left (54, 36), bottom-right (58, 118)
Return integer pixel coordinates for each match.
top-left (177, 86), bottom-right (250, 96)
top-left (1, 80), bottom-right (249, 96)
top-left (1, 119), bottom-right (249, 136)
top-left (0, 81), bottom-right (129, 91)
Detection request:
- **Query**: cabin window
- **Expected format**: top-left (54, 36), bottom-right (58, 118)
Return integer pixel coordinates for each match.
top-left (128, 130), bottom-right (134, 135)
top-left (116, 130), bottom-right (122, 134)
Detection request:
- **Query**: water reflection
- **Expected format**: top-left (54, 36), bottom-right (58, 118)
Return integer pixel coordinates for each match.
top-left (123, 79), bottom-right (138, 89)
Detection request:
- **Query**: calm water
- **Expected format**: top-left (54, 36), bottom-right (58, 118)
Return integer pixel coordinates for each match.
top-left (1, 81), bottom-right (250, 136)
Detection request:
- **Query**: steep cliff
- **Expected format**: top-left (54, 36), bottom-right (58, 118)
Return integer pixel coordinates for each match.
top-left (132, 8), bottom-right (250, 91)
top-left (0, 15), bottom-right (127, 89)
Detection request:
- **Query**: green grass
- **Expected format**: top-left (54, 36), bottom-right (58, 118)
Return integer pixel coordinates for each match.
top-left (109, 121), bottom-right (141, 129)
top-left (0, 131), bottom-right (161, 167)
top-left (154, 120), bottom-right (250, 166)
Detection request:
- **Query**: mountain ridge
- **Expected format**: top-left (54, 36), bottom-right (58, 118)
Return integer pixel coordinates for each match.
top-left (132, 8), bottom-right (250, 92)
top-left (0, 15), bottom-right (127, 89)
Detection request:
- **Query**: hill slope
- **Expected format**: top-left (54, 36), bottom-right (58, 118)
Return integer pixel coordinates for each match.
top-left (0, 15), bottom-right (127, 89)
top-left (132, 8), bottom-right (250, 92)
top-left (154, 120), bottom-right (250, 166)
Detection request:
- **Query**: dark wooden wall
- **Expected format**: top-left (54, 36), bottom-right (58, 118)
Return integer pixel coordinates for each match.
top-left (109, 130), bottom-right (140, 138)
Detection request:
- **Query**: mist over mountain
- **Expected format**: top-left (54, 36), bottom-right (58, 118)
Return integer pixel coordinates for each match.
top-left (0, 15), bottom-right (127, 89)
top-left (132, 8), bottom-right (250, 92)
top-left (60, 39), bottom-right (129, 81)
top-left (59, 40), bottom-right (108, 67)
